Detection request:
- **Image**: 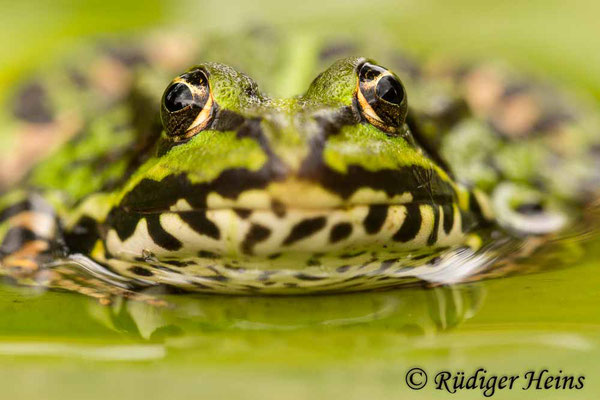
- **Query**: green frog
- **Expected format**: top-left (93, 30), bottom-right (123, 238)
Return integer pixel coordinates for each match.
top-left (1, 30), bottom-right (598, 301)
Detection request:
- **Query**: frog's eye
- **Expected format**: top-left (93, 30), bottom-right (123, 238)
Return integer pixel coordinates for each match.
top-left (356, 62), bottom-right (407, 133)
top-left (161, 68), bottom-right (214, 141)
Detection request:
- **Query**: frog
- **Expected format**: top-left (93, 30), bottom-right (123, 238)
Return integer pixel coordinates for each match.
top-left (0, 29), bottom-right (599, 301)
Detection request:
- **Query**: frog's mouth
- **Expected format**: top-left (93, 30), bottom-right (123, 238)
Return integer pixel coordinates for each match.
top-left (106, 175), bottom-right (464, 261)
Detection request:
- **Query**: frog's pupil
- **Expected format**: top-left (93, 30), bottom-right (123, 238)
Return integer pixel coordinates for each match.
top-left (376, 75), bottom-right (404, 105)
top-left (165, 83), bottom-right (194, 112)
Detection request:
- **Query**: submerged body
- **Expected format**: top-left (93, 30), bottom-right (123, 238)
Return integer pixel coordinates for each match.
top-left (1, 30), bottom-right (599, 299)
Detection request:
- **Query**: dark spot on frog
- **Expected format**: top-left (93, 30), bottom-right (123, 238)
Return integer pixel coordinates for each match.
top-left (178, 211), bottom-right (220, 240)
top-left (392, 204), bottom-right (422, 242)
top-left (64, 216), bottom-right (101, 255)
top-left (294, 273), bottom-right (326, 281)
top-left (336, 265), bottom-right (351, 273)
top-left (198, 250), bottom-right (219, 259)
top-left (339, 250), bottom-right (366, 259)
top-left (305, 257), bottom-right (320, 266)
top-left (129, 266), bottom-right (153, 277)
top-left (166, 260), bottom-right (195, 268)
top-left (283, 217), bottom-right (327, 245)
top-left (271, 199), bottom-right (286, 218)
top-left (363, 205), bottom-right (388, 234)
top-left (241, 223), bottom-right (271, 254)
top-left (427, 205), bottom-right (440, 246)
top-left (145, 214), bottom-right (183, 251)
top-left (233, 208), bottom-right (252, 219)
top-left (442, 204), bottom-right (454, 234)
top-left (12, 81), bottom-right (54, 123)
top-left (329, 222), bottom-right (353, 243)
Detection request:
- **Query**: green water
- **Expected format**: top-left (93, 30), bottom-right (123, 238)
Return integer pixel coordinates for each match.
top-left (1, 1), bottom-right (599, 398)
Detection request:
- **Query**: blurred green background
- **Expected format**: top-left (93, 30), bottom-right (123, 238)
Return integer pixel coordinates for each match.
top-left (0, 1), bottom-right (599, 399)
top-left (2, 0), bottom-right (600, 98)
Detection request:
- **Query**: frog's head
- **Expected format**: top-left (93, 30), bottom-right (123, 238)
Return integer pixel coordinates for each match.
top-left (106, 58), bottom-right (469, 261)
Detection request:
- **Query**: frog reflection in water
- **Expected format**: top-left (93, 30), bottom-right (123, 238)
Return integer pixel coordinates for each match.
top-left (0, 31), bottom-right (599, 302)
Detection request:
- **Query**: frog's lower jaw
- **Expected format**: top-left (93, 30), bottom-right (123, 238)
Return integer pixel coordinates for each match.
top-left (105, 202), bottom-right (468, 260)
top-left (90, 200), bottom-right (475, 292)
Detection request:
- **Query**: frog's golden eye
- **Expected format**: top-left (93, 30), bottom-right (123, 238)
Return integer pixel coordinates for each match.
top-left (356, 62), bottom-right (407, 133)
top-left (161, 68), bottom-right (214, 142)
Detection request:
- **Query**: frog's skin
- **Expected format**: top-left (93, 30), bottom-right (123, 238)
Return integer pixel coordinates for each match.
top-left (0, 31), bottom-right (599, 299)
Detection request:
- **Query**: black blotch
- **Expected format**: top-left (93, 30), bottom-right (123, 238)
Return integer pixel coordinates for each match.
top-left (363, 205), bottom-right (388, 234)
top-left (429, 256), bottom-right (442, 266)
top-left (178, 211), bottom-right (220, 239)
top-left (129, 266), bottom-right (153, 277)
top-left (283, 217), bottom-right (327, 246)
top-left (427, 206), bottom-right (440, 246)
top-left (374, 258), bottom-right (397, 274)
top-left (117, 158), bottom-right (285, 217)
top-left (268, 252), bottom-right (282, 260)
top-left (193, 282), bottom-right (212, 290)
top-left (306, 258), bottom-right (320, 267)
top-left (295, 273), bottom-right (326, 281)
top-left (198, 250), bottom-right (218, 259)
top-left (329, 222), bottom-right (353, 243)
top-left (241, 223), bottom-right (271, 255)
top-left (339, 250), bottom-right (366, 259)
top-left (145, 215), bottom-right (182, 251)
top-left (166, 260), bottom-right (194, 268)
top-left (203, 275), bottom-right (228, 282)
top-left (12, 81), bottom-right (54, 123)
top-left (336, 265), bottom-right (351, 273)
top-left (271, 199), bottom-right (287, 218)
top-left (233, 208), bottom-right (252, 219)
top-left (108, 208), bottom-right (141, 242)
top-left (393, 204), bottom-right (422, 242)
top-left (299, 154), bottom-right (455, 206)
top-left (442, 205), bottom-right (454, 235)
top-left (64, 216), bottom-right (101, 255)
